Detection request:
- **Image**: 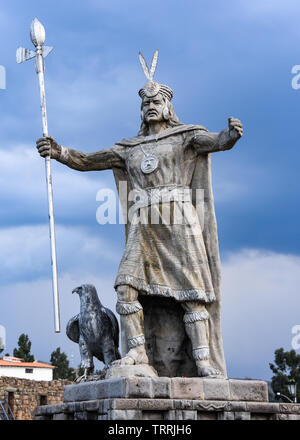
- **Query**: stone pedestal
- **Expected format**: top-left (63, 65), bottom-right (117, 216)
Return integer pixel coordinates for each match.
top-left (105, 364), bottom-right (158, 379)
top-left (34, 377), bottom-right (300, 420)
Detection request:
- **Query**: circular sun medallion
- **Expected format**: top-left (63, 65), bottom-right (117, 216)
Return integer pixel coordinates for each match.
top-left (141, 155), bottom-right (159, 174)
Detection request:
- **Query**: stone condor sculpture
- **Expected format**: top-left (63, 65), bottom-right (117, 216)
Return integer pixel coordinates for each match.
top-left (66, 284), bottom-right (120, 380)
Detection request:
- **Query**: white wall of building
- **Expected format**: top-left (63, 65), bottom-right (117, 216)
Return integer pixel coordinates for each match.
top-left (0, 366), bottom-right (53, 381)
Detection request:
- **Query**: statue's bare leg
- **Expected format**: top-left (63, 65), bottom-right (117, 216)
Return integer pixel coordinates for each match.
top-left (112, 285), bottom-right (148, 366)
top-left (182, 302), bottom-right (220, 377)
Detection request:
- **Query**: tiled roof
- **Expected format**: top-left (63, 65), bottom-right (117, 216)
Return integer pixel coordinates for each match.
top-left (0, 360), bottom-right (55, 369)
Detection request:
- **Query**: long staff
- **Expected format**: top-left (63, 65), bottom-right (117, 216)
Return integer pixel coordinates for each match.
top-left (17, 18), bottom-right (60, 333)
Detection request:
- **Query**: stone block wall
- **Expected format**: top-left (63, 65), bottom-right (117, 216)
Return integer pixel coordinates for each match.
top-left (34, 397), bottom-right (300, 420)
top-left (35, 377), bottom-right (300, 420)
top-left (0, 376), bottom-right (72, 420)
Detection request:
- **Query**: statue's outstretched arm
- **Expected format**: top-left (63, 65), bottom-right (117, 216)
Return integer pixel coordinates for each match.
top-left (193, 117), bottom-right (243, 153)
top-left (36, 136), bottom-right (124, 171)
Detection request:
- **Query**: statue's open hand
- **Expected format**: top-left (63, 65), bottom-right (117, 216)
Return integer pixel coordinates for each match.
top-left (228, 117), bottom-right (243, 140)
top-left (36, 136), bottom-right (61, 159)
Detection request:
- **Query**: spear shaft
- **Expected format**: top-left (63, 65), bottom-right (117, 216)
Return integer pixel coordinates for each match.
top-left (35, 45), bottom-right (61, 333)
top-left (17, 18), bottom-right (60, 333)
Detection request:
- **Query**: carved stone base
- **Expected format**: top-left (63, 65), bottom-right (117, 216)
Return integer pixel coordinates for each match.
top-left (34, 377), bottom-right (300, 420)
top-left (105, 364), bottom-right (158, 379)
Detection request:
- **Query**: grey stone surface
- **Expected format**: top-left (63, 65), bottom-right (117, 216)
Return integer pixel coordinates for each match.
top-left (63, 377), bottom-right (270, 402)
top-left (64, 380), bottom-right (108, 402)
top-left (98, 414), bottom-right (108, 420)
top-left (83, 400), bottom-right (100, 412)
top-left (141, 297), bottom-right (197, 377)
top-left (234, 411), bottom-right (251, 420)
top-left (109, 398), bottom-right (139, 410)
top-left (175, 410), bottom-right (197, 420)
top-left (171, 378), bottom-right (204, 400)
top-left (109, 409), bottom-right (142, 420)
top-left (53, 413), bottom-right (69, 420)
top-left (34, 396), bottom-right (300, 421)
top-left (203, 378), bottom-right (230, 400)
top-left (34, 376), bottom-right (300, 421)
top-left (150, 377), bottom-right (171, 398)
top-left (198, 412), bottom-right (218, 420)
top-left (165, 410), bottom-right (177, 420)
top-left (142, 411), bottom-right (164, 420)
top-left (125, 377), bottom-right (153, 398)
top-left (34, 406), bottom-right (43, 416)
top-left (279, 403), bottom-right (300, 414)
top-left (43, 404), bottom-right (60, 415)
top-left (218, 411), bottom-right (235, 420)
top-left (107, 378), bottom-right (127, 398)
top-left (74, 411), bottom-right (88, 420)
top-left (276, 414), bottom-right (300, 420)
top-left (193, 400), bottom-right (227, 411)
top-left (174, 399), bottom-right (193, 410)
top-left (229, 379), bottom-right (268, 402)
top-left (34, 415), bottom-right (47, 420)
top-left (251, 413), bottom-right (275, 420)
top-left (138, 399), bottom-right (173, 411)
top-left (102, 399), bottom-right (111, 413)
top-left (247, 402), bottom-right (279, 414)
top-left (74, 401), bottom-right (85, 412)
top-left (105, 364), bottom-right (157, 379)
top-left (64, 378), bottom-right (125, 401)
top-left (225, 401), bottom-right (247, 412)
top-left (64, 402), bottom-right (76, 413)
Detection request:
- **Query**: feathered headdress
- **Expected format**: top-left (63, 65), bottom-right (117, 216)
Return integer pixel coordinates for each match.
top-left (138, 50), bottom-right (173, 101)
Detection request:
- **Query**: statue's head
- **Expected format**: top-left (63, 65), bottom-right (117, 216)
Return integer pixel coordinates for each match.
top-left (137, 50), bottom-right (182, 136)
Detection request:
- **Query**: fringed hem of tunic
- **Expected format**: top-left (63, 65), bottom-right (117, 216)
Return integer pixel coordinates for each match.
top-left (114, 274), bottom-right (216, 303)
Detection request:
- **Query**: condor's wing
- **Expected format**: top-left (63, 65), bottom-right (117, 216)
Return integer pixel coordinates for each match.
top-left (66, 314), bottom-right (80, 343)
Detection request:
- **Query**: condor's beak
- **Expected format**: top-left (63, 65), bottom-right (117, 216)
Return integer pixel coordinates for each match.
top-left (72, 287), bottom-right (80, 294)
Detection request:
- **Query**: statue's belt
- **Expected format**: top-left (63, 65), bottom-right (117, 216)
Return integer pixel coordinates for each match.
top-left (128, 185), bottom-right (195, 209)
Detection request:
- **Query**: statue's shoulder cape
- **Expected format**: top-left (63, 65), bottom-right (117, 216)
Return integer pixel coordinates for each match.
top-left (115, 124), bottom-right (208, 147)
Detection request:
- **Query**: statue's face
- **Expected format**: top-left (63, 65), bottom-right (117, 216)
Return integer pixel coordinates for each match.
top-left (141, 93), bottom-right (165, 124)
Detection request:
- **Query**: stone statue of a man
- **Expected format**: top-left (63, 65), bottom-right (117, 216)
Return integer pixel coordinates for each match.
top-left (36, 52), bottom-right (243, 377)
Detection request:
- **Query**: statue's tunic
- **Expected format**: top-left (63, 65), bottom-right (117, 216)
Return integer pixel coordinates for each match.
top-left (111, 125), bottom-right (223, 304)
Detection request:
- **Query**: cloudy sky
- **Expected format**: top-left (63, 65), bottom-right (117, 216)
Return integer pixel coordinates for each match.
top-left (0, 0), bottom-right (300, 380)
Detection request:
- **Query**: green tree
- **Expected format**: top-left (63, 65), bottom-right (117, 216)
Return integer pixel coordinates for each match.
top-left (269, 348), bottom-right (300, 402)
top-left (13, 334), bottom-right (34, 362)
top-left (50, 347), bottom-right (75, 380)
